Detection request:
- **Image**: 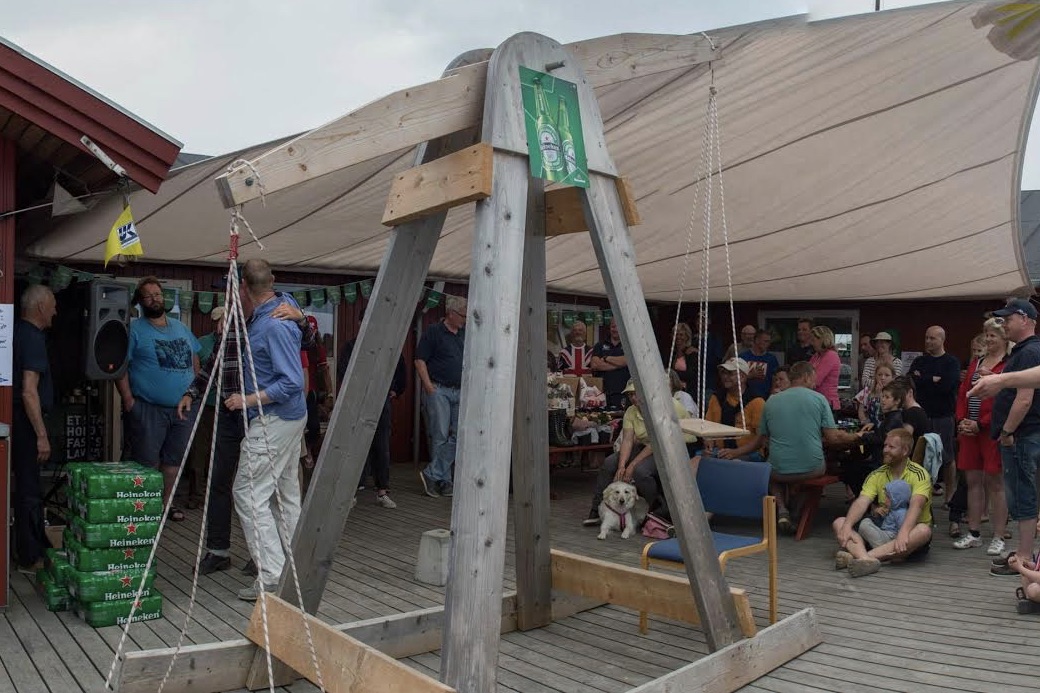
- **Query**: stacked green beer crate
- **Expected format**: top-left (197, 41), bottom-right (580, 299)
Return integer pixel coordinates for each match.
top-left (56, 462), bottom-right (166, 627)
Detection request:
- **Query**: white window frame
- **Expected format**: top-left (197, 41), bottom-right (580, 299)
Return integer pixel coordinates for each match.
top-left (758, 309), bottom-right (861, 391)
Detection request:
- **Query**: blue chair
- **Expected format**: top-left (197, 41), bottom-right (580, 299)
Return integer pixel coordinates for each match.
top-left (639, 457), bottom-right (778, 632)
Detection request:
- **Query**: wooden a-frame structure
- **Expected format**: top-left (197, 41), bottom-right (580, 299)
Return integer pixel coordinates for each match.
top-left (115, 32), bottom-right (820, 693)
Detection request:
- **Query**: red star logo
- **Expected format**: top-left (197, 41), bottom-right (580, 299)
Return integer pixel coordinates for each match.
top-left (120, 575), bottom-right (132, 588)
top-left (124, 549), bottom-right (136, 559)
top-left (134, 600), bottom-right (141, 609)
top-left (132, 475), bottom-right (144, 487)
top-left (133, 500), bottom-right (145, 511)
top-left (126, 522), bottom-right (137, 535)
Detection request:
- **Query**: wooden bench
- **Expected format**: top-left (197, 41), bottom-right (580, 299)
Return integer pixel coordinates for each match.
top-left (793, 474), bottom-right (842, 541)
top-left (548, 443), bottom-right (613, 471)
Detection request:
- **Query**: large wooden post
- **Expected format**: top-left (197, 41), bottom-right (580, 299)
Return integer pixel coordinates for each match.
top-left (243, 50), bottom-right (491, 689)
top-left (509, 173), bottom-right (552, 631)
top-left (580, 172), bottom-right (743, 649)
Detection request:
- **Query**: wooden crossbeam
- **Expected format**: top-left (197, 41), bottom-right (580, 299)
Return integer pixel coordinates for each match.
top-left (382, 143), bottom-right (493, 226)
top-left (246, 594), bottom-right (454, 693)
top-left (215, 34), bottom-right (718, 207)
top-left (549, 550), bottom-right (757, 638)
top-left (628, 608), bottom-right (822, 693)
top-left (545, 178), bottom-right (640, 237)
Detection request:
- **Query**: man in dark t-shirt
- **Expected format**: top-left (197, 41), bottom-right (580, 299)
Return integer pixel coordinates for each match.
top-left (12, 285), bottom-right (57, 571)
top-left (590, 319), bottom-right (631, 409)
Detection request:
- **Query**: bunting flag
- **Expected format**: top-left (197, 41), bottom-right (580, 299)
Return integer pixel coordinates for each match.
top-left (103, 205), bottom-right (144, 268)
top-left (327, 285), bottom-right (342, 305)
top-left (344, 283), bottom-right (358, 304)
top-left (178, 291), bottom-right (193, 313)
top-left (217, 293), bottom-right (226, 307)
top-left (309, 288), bottom-right (326, 308)
top-left (292, 289), bottom-right (309, 307)
top-left (162, 288), bottom-right (176, 312)
top-left (359, 279), bottom-right (373, 298)
top-left (425, 290), bottom-right (442, 309)
top-left (197, 291), bottom-right (214, 315)
top-left (562, 311), bottom-right (576, 328)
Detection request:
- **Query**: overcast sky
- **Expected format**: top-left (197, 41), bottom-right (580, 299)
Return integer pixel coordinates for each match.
top-left (6, 0), bottom-right (1040, 188)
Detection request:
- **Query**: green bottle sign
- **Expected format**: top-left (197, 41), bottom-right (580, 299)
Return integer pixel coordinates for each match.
top-left (520, 66), bottom-right (588, 188)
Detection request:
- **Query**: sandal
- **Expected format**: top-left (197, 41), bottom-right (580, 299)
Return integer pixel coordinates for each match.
top-left (949, 521), bottom-right (962, 539)
top-left (168, 506), bottom-right (186, 522)
top-left (1016, 587), bottom-right (1040, 614)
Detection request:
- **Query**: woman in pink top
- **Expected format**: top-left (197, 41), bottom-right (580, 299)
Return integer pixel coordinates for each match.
top-left (809, 325), bottom-right (841, 411)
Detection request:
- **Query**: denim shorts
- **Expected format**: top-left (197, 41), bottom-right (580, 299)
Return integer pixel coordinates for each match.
top-left (1000, 432), bottom-right (1040, 521)
top-left (127, 398), bottom-right (197, 468)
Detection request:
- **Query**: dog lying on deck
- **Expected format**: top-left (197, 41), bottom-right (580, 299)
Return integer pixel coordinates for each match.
top-left (598, 481), bottom-right (639, 540)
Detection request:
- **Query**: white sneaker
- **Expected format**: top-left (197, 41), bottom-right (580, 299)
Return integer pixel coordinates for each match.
top-left (986, 537), bottom-right (1006, 556)
top-left (375, 493), bottom-right (397, 509)
top-left (952, 534), bottom-right (982, 549)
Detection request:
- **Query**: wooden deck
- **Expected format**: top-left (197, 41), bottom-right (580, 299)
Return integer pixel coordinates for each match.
top-left (3, 465), bottom-right (1040, 693)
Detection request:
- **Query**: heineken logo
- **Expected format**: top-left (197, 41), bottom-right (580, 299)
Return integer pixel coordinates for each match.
top-left (123, 549), bottom-right (136, 559)
top-left (132, 475), bottom-right (144, 487)
top-left (133, 500), bottom-right (145, 511)
top-left (120, 575), bottom-right (132, 588)
top-left (125, 522), bottom-right (138, 535)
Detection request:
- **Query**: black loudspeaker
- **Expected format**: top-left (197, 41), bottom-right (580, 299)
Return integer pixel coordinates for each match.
top-left (84, 281), bottom-right (130, 380)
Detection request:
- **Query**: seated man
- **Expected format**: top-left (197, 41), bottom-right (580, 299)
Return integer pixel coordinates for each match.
top-left (759, 361), bottom-right (859, 532)
top-left (704, 358), bottom-right (766, 462)
top-left (582, 378), bottom-right (695, 525)
top-left (831, 428), bottom-right (933, 577)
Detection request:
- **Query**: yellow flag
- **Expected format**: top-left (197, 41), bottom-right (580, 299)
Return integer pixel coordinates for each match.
top-left (104, 204), bottom-right (144, 267)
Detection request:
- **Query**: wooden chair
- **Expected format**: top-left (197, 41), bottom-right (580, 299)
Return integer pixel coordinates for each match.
top-left (640, 457), bottom-right (778, 632)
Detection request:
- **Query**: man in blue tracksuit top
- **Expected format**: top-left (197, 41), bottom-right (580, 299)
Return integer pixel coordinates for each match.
top-left (225, 259), bottom-right (306, 600)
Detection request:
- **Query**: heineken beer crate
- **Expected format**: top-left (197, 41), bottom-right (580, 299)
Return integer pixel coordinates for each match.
top-left (64, 529), bottom-right (150, 572)
top-left (36, 571), bottom-right (71, 612)
top-left (45, 548), bottom-right (74, 586)
top-left (66, 565), bottom-right (156, 603)
top-left (69, 515), bottom-right (158, 550)
top-left (68, 490), bottom-right (163, 524)
top-left (74, 593), bottom-right (163, 628)
top-left (72, 462), bottom-right (163, 499)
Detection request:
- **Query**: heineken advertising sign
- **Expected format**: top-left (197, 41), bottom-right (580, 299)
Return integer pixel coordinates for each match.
top-left (519, 66), bottom-right (588, 188)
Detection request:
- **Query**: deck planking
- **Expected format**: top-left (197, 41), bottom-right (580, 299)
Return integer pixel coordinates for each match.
top-left (1, 466), bottom-right (1039, 692)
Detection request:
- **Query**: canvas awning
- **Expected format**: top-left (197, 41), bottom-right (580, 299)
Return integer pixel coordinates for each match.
top-left (25, 2), bottom-right (1040, 301)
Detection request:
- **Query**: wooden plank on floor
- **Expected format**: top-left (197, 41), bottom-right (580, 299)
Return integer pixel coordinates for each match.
top-left (628, 608), bottom-right (820, 693)
top-left (245, 593), bottom-right (454, 693)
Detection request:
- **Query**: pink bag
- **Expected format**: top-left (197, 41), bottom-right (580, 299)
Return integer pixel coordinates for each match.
top-left (641, 513), bottom-right (674, 540)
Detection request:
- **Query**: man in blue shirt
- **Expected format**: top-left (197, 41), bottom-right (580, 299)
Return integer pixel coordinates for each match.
top-left (225, 259), bottom-right (307, 600)
top-left (740, 328), bottom-right (779, 400)
top-left (415, 295), bottom-right (466, 497)
top-left (117, 277), bottom-right (201, 521)
top-left (591, 318), bottom-right (631, 409)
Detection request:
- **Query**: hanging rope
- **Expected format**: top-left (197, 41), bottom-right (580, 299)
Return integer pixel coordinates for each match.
top-left (665, 37), bottom-right (745, 427)
top-left (105, 161), bottom-right (325, 693)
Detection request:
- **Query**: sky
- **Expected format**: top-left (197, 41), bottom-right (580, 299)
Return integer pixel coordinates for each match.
top-left (6, 0), bottom-right (1040, 188)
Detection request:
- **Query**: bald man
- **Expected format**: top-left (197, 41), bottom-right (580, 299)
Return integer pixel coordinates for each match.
top-left (909, 326), bottom-right (960, 494)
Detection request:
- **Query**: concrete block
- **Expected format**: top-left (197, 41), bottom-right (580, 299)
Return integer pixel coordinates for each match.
top-left (415, 528), bottom-right (452, 586)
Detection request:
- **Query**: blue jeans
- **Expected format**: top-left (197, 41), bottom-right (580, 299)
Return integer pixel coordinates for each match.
top-left (1001, 432), bottom-right (1040, 521)
top-left (422, 384), bottom-right (460, 484)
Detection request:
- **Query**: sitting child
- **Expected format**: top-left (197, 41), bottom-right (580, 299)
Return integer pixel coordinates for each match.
top-left (857, 382), bottom-right (906, 472)
top-left (1008, 552), bottom-right (1040, 614)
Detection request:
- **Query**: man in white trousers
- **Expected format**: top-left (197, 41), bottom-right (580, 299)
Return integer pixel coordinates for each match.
top-left (225, 259), bottom-right (308, 601)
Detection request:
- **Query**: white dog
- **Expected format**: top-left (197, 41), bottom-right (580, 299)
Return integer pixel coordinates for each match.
top-left (598, 481), bottom-right (639, 540)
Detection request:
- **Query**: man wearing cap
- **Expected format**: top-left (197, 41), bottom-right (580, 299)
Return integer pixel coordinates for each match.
top-left (909, 326), bottom-right (960, 497)
top-left (966, 298), bottom-right (1040, 582)
top-left (582, 377), bottom-right (695, 526)
top-left (740, 329), bottom-right (779, 400)
top-left (704, 358), bottom-right (767, 462)
top-left (759, 361), bottom-right (861, 532)
top-left (861, 331), bottom-right (903, 387)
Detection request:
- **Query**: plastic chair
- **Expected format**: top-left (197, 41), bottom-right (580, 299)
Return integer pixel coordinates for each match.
top-left (639, 457), bottom-right (778, 632)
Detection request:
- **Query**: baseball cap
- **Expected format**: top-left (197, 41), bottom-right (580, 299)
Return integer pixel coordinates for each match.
top-left (872, 331), bottom-right (893, 342)
top-left (306, 315), bottom-right (319, 330)
top-left (719, 357), bottom-right (750, 375)
top-left (622, 379), bottom-right (637, 394)
top-left (992, 298), bottom-right (1038, 320)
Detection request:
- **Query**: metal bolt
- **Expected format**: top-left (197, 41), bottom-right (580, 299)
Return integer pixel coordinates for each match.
top-left (544, 61), bottom-right (565, 72)
top-left (245, 177), bottom-right (254, 187)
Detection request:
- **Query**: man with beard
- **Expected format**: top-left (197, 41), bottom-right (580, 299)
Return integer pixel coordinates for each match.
top-left (831, 428), bottom-right (933, 578)
top-left (117, 277), bottom-right (201, 521)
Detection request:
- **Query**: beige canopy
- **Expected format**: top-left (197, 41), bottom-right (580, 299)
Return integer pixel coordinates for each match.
top-left (27, 2), bottom-right (1040, 301)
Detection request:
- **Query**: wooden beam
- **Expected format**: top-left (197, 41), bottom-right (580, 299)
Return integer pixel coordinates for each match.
top-left (382, 143), bottom-right (493, 226)
top-left (214, 34), bottom-right (719, 207)
top-left (215, 57), bottom-right (488, 209)
top-left (550, 550), bottom-right (756, 638)
top-left (627, 608), bottom-right (822, 693)
top-left (581, 169), bottom-right (745, 650)
top-left (614, 176), bottom-right (641, 226)
top-left (545, 186), bottom-right (587, 237)
top-left (510, 172), bottom-right (553, 631)
top-left (245, 594), bottom-right (454, 693)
